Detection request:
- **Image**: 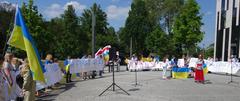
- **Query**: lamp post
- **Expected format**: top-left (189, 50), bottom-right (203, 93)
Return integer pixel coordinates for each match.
top-left (91, 10), bottom-right (96, 58)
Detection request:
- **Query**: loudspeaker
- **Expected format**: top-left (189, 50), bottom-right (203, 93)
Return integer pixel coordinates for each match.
top-left (109, 47), bottom-right (116, 61)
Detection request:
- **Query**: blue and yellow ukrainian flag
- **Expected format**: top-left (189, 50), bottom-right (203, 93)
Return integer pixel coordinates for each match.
top-left (203, 63), bottom-right (208, 75)
top-left (8, 7), bottom-right (45, 83)
top-left (172, 67), bottom-right (190, 79)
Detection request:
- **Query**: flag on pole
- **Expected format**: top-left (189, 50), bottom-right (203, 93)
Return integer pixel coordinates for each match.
top-left (203, 63), bottom-right (208, 75)
top-left (102, 45), bottom-right (111, 55)
top-left (95, 45), bottom-right (111, 64)
top-left (95, 45), bottom-right (111, 57)
top-left (95, 48), bottom-right (102, 58)
top-left (8, 7), bottom-right (45, 83)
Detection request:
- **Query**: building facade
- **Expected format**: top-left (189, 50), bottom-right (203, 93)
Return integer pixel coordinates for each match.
top-left (214, 0), bottom-right (240, 61)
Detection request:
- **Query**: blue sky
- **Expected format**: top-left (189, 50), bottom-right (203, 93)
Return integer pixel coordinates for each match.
top-left (4, 0), bottom-right (215, 47)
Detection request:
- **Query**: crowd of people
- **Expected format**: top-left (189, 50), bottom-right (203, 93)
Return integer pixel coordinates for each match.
top-left (0, 53), bottom-right (35, 101)
top-left (0, 51), bottom-right (211, 101)
top-left (0, 53), bottom-right (101, 101)
top-left (128, 54), bottom-right (208, 84)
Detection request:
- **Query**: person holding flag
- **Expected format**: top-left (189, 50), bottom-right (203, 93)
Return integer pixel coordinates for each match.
top-left (7, 6), bottom-right (46, 101)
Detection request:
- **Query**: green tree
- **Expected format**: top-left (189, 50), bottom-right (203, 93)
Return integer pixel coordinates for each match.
top-left (145, 27), bottom-right (168, 56)
top-left (173, 0), bottom-right (204, 56)
top-left (204, 43), bottom-right (214, 58)
top-left (0, 3), bottom-right (15, 57)
top-left (52, 5), bottom-right (87, 58)
top-left (144, 0), bottom-right (184, 34)
top-left (122, 0), bottom-right (151, 54)
top-left (161, 0), bottom-right (184, 34)
top-left (45, 18), bottom-right (64, 57)
top-left (80, 3), bottom-right (117, 53)
top-left (20, 0), bottom-right (50, 58)
top-left (118, 27), bottom-right (129, 55)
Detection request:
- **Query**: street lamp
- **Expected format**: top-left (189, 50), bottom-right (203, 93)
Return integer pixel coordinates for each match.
top-left (91, 10), bottom-right (96, 58)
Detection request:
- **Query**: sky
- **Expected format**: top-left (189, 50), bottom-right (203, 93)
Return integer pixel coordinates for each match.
top-left (3, 0), bottom-right (216, 47)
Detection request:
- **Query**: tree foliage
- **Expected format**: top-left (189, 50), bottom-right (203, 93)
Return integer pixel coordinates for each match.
top-left (121, 0), bottom-right (152, 54)
top-left (0, 0), bottom-right (204, 59)
top-left (20, 0), bottom-right (50, 58)
top-left (0, 3), bottom-right (15, 57)
top-left (173, 0), bottom-right (204, 55)
top-left (204, 43), bottom-right (214, 58)
top-left (80, 3), bottom-right (118, 53)
top-left (53, 5), bottom-right (83, 58)
top-left (145, 27), bottom-right (168, 56)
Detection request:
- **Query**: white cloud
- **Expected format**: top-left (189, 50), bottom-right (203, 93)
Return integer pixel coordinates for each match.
top-left (0, 1), bottom-right (9, 4)
top-left (64, 1), bottom-right (86, 13)
top-left (44, 3), bottom-right (62, 19)
top-left (44, 1), bottom-right (86, 19)
top-left (0, 1), bottom-right (17, 7)
top-left (106, 5), bottom-right (130, 20)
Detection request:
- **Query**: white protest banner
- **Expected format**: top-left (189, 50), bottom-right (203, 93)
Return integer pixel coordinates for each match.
top-left (128, 60), bottom-right (156, 70)
top-left (36, 63), bottom-right (62, 91)
top-left (189, 58), bottom-right (198, 67)
top-left (208, 62), bottom-right (240, 74)
top-left (69, 58), bottom-right (105, 74)
top-left (152, 62), bottom-right (162, 70)
top-left (177, 59), bottom-right (185, 67)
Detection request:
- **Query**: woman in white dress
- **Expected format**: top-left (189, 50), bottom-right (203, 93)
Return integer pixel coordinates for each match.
top-left (2, 53), bottom-right (22, 101)
top-left (162, 57), bottom-right (168, 79)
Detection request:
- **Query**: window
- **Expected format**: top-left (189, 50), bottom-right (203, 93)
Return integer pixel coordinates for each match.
top-left (227, 0), bottom-right (229, 10)
top-left (217, 12), bottom-right (220, 29)
top-left (222, 0), bottom-right (226, 10)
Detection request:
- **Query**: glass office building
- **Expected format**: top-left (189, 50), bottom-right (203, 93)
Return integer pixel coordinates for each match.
top-left (214, 0), bottom-right (240, 61)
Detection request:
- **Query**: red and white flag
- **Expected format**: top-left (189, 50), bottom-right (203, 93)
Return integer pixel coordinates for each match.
top-left (95, 45), bottom-right (111, 57)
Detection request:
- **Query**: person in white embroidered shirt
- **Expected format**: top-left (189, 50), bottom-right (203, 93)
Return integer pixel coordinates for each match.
top-left (162, 57), bottom-right (168, 79)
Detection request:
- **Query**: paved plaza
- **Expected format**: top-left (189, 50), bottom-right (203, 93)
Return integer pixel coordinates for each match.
top-left (37, 66), bottom-right (240, 101)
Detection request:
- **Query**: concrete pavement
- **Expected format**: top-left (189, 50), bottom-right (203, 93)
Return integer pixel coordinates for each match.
top-left (37, 66), bottom-right (240, 101)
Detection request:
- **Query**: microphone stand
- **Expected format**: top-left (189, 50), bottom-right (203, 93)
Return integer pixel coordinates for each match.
top-left (227, 58), bottom-right (238, 84)
top-left (99, 61), bottom-right (130, 96)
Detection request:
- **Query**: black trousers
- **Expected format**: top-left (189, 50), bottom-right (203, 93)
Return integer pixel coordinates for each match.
top-left (66, 71), bottom-right (72, 83)
top-left (16, 97), bottom-right (24, 101)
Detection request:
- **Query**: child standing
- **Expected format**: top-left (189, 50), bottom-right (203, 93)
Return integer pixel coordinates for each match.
top-left (162, 57), bottom-right (168, 79)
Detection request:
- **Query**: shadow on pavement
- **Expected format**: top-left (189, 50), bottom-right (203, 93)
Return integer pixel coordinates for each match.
top-left (36, 82), bottom-right (76, 101)
top-left (128, 88), bottom-right (140, 91)
top-left (204, 80), bottom-right (212, 84)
